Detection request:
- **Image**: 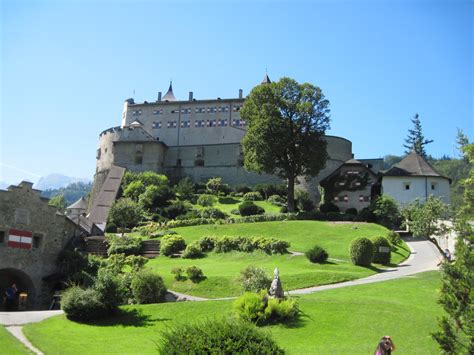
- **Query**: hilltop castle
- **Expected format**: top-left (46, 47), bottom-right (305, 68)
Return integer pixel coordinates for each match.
top-left (88, 76), bottom-right (383, 228)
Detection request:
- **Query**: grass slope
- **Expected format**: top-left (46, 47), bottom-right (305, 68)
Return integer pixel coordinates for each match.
top-left (146, 221), bottom-right (410, 297)
top-left (210, 196), bottom-right (282, 215)
top-left (0, 326), bottom-right (31, 354)
top-left (24, 271), bottom-right (442, 354)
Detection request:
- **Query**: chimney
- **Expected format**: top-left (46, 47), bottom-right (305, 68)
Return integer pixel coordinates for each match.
top-left (239, 89), bottom-right (243, 99)
top-left (157, 92), bottom-right (162, 101)
top-left (189, 91), bottom-right (193, 101)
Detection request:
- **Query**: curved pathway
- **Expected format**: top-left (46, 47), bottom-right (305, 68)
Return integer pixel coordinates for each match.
top-left (0, 238), bottom-right (441, 354)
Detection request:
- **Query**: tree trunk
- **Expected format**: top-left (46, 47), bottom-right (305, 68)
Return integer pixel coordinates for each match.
top-left (287, 176), bottom-right (295, 212)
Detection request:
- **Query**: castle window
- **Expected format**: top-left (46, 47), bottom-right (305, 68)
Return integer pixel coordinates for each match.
top-left (208, 107), bottom-right (217, 113)
top-left (132, 109), bottom-right (142, 116)
top-left (180, 121), bottom-right (191, 128)
top-left (171, 109), bottom-right (179, 114)
top-left (176, 159), bottom-right (182, 166)
top-left (135, 154), bottom-right (143, 165)
top-left (218, 119), bottom-right (228, 127)
top-left (334, 196), bottom-right (339, 202)
top-left (431, 183), bottom-right (437, 190)
top-left (194, 159), bottom-right (205, 166)
top-left (96, 148), bottom-right (101, 159)
top-left (153, 109), bottom-right (163, 115)
top-left (195, 120), bottom-right (205, 128)
top-left (32, 234), bottom-right (42, 249)
top-left (232, 105), bottom-right (241, 112)
top-left (232, 119), bottom-right (246, 127)
top-left (135, 144), bottom-right (143, 153)
top-left (219, 106), bottom-right (229, 112)
top-left (181, 108), bottom-right (191, 114)
top-left (152, 121), bottom-right (162, 129)
top-left (167, 121), bottom-right (177, 128)
top-left (195, 108), bottom-right (206, 114)
top-left (207, 120), bottom-right (217, 127)
top-left (364, 196), bottom-right (370, 202)
top-left (196, 147), bottom-right (204, 158)
top-left (404, 183), bottom-right (411, 190)
top-left (343, 195), bottom-right (349, 202)
top-left (0, 231), bottom-right (5, 244)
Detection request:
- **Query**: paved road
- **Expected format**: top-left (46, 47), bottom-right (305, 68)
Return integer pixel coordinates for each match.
top-left (0, 310), bottom-right (63, 326)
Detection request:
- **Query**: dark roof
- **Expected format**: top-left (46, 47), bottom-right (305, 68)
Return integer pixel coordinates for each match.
top-left (320, 159), bottom-right (378, 185)
top-left (383, 151), bottom-right (450, 181)
top-left (261, 73), bottom-right (271, 84)
top-left (67, 197), bottom-right (87, 210)
top-left (162, 81), bottom-right (176, 101)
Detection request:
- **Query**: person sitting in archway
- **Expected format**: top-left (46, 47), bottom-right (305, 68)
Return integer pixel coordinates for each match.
top-left (5, 283), bottom-right (18, 311)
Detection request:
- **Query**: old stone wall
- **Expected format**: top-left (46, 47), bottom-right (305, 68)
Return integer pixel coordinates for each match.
top-left (0, 182), bottom-right (74, 309)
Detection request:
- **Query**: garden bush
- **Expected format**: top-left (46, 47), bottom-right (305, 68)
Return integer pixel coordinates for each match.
top-left (358, 207), bottom-right (376, 222)
top-left (239, 266), bottom-right (272, 292)
top-left (182, 241), bottom-right (204, 259)
top-left (346, 207), bottom-right (358, 216)
top-left (130, 271), bottom-right (167, 304)
top-left (94, 269), bottom-right (122, 312)
top-left (243, 191), bottom-right (263, 201)
top-left (305, 245), bottom-right (329, 263)
top-left (200, 207), bottom-right (227, 219)
top-left (234, 291), bottom-right (299, 325)
top-left (320, 202), bottom-right (340, 213)
top-left (139, 185), bottom-right (175, 210)
top-left (160, 234), bottom-right (186, 256)
top-left (213, 236), bottom-right (290, 254)
top-left (197, 236), bottom-right (216, 252)
top-left (253, 237), bottom-right (290, 254)
top-left (386, 230), bottom-right (401, 246)
top-left (214, 236), bottom-right (242, 253)
top-left (239, 201), bottom-right (265, 216)
top-left (171, 267), bottom-right (186, 281)
top-left (267, 194), bottom-right (286, 206)
top-left (61, 286), bottom-right (106, 321)
top-left (159, 318), bottom-right (284, 354)
top-left (186, 266), bottom-right (205, 282)
top-left (350, 237), bottom-right (374, 266)
top-left (371, 236), bottom-right (392, 265)
top-left (234, 184), bottom-right (252, 194)
top-left (296, 191), bottom-right (314, 212)
top-left (196, 194), bottom-right (217, 207)
top-left (163, 202), bottom-right (189, 220)
top-left (107, 235), bottom-right (142, 256)
top-left (230, 208), bottom-right (240, 215)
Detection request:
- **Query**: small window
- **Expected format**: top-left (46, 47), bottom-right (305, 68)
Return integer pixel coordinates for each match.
top-left (96, 148), bottom-right (101, 159)
top-left (32, 234), bottom-right (42, 249)
top-left (404, 183), bottom-right (410, 190)
top-left (196, 147), bottom-right (204, 158)
top-left (359, 195), bottom-right (364, 202)
top-left (176, 159), bottom-right (182, 166)
top-left (135, 154), bottom-right (143, 165)
top-left (195, 159), bottom-right (204, 167)
top-left (334, 196), bottom-right (339, 202)
top-left (343, 195), bottom-right (349, 202)
top-left (0, 231), bottom-right (5, 244)
top-left (431, 183), bottom-right (436, 190)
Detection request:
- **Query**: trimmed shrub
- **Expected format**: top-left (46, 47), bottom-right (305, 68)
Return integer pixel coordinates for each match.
top-left (61, 286), bottom-right (106, 321)
top-left (253, 237), bottom-right (290, 254)
top-left (234, 291), bottom-right (299, 325)
top-left (386, 230), bottom-right (402, 246)
top-left (305, 245), bottom-right (329, 263)
top-left (160, 234), bottom-right (186, 256)
top-left (205, 177), bottom-right (223, 195)
top-left (130, 271), bottom-right (167, 304)
top-left (182, 242), bottom-right (204, 259)
top-left (350, 237), bottom-right (374, 266)
top-left (107, 235), bottom-right (142, 256)
top-left (163, 202), bottom-right (189, 220)
top-left (371, 236), bottom-right (392, 265)
top-left (94, 269), bottom-right (122, 312)
top-left (171, 267), bottom-right (186, 281)
top-left (159, 318), bottom-right (284, 354)
top-left (197, 236), bottom-right (216, 252)
top-left (215, 236), bottom-right (241, 253)
top-left (197, 194), bottom-right (217, 207)
top-left (139, 185), bottom-right (175, 210)
top-left (239, 201), bottom-right (265, 216)
top-left (200, 207), bottom-right (227, 219)
top-left (320, 202), bottom-right (340, 213)
top-left (346, 208), bottom-right (358, 216)
top-left (296, 191), bottom-right (314, 212)
top-left (243, 191), bottom-right (263, 201)
top-left (239, 266), bottom-right (272, 292)
top-left (186, 266), bottom-right (205, 282)
top-left (267, 194), bottom-right (286, 206)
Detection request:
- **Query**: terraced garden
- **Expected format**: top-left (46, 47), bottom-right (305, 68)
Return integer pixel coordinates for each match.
top-left (144, 220), bottom-right (410, 298)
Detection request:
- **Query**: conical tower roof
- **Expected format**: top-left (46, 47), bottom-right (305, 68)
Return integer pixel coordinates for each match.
top-left (162, 81), bottom-right (176, 101)
top-left (261, 73), bottom-right (271, 84)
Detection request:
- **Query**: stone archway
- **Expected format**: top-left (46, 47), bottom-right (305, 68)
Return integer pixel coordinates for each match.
top-left (0, 268), bottom-right (36, 311)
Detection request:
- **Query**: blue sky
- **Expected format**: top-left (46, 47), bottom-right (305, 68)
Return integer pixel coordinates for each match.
top-left (1, 0), bottom-right (472, 184)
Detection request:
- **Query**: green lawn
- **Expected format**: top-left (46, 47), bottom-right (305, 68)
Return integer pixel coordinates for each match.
top-left (0, 326), bottom-right (31, 354)
top-left (24, 271), bottom-right (442, 354)
top-left (196, 196), bottom-right (282, 215)
top-left (145, 221), bottom-right (410, 298)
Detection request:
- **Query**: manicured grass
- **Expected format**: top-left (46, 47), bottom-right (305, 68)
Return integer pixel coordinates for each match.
top-left (24, 271), bottom-right (442, 354)
top-left (196, 196), bottom-right (282, 215)
top-left (146, 221), bottom-right (410, 298)
top-left (0, 326), bottom-right (31, 354)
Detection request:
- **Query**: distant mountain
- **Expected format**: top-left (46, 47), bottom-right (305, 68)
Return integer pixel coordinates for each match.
top-left (41, 181), bottom-right (93, 206)
top-left (0, 181), bottom-right (9, 190)
top-left (35, 174), bottom-right (91, 191)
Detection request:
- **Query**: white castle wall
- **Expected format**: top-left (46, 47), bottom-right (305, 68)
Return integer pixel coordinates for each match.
top-left (382, 176), bottom-right (451, 206)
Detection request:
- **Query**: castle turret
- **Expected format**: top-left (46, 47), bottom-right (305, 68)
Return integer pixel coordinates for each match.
top-left (162, 81), bottom-right (176, 101)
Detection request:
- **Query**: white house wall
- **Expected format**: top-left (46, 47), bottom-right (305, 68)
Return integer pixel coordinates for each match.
top-left (382, 176), bottom-right (450, 206)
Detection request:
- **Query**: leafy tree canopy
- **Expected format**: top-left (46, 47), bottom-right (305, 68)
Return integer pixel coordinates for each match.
top-left (48, 194), bottom-right (67, 212)
top-left (241, 77), bottom-right (331, 211)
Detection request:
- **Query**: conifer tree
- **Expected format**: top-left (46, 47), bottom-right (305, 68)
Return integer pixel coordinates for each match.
top-left (403, 113), bottom-right (433, 157)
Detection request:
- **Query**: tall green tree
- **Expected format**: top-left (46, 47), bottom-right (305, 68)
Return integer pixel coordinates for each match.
top-left (240, 77), bottom-right (331, 211)
top-left (48, 194), bottom-right (67, 212)
top-left (403, 113), bottom-right (433, 157)
top-left (432, 144), bottom-right (474, 354)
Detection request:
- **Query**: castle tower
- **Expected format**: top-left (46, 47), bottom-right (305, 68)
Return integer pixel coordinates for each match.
top-left (162, 81), bottom-right (176, 101)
